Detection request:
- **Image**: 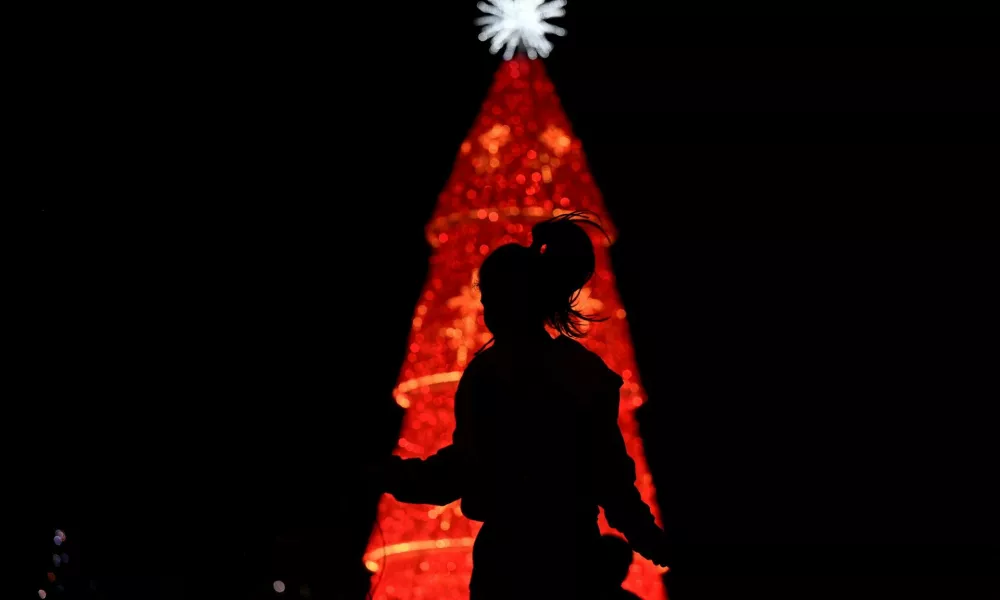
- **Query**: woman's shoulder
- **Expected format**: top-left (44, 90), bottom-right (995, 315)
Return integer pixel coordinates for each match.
top-left (553, 335), bottom-right (606, 365)
top-left (553, 336), bottom-right (624, 389)
top-left (462, 344), bottom-right (499, 377)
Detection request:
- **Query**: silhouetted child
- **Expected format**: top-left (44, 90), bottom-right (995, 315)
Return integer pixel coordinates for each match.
top-left (596, 534), bottom-right (643, 600)
top-left (376, 212), bottom-right (669, 600)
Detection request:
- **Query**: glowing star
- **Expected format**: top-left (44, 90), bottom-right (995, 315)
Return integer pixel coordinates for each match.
top-left (478, 124), bottom-right (512, 153)
top-left (475, 0), bottom-right (567, 60)
top-left (540, 124), bottom-right (572, 156)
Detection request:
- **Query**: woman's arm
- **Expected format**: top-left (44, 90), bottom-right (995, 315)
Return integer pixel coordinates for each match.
top-left (379, 371), bottom-right (476, 506)
top-left (592, 387), bottom-right (670, 566)
top-left (382, 448), bottom-right (463, 505)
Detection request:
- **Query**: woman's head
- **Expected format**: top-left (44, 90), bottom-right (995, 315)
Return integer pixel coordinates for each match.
top-left (477, 211), bottom-right (607, 340)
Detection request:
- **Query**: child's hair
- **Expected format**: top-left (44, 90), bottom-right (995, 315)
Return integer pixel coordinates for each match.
top-left (529, 211), bottom-right (609, 337)
top-left (478, 210), bottom-right (609, 339)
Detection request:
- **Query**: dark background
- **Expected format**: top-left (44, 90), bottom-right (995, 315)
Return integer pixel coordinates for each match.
top-left (25, 5), bottom-right (998, 600)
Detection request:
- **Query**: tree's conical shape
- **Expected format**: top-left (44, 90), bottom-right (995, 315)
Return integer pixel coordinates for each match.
top-left (365, 56), bottom-right (664, 600)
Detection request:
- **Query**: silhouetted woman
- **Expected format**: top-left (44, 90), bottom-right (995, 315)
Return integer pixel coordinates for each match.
top-left (380, 212), bottom-right (669, 599)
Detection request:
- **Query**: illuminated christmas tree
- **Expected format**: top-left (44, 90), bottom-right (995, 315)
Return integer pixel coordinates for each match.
top-left (364, 3), bottom-right (665, 598)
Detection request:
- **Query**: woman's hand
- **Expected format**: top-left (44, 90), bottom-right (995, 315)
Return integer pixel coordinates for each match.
top-left (646, 541), bottom-right (674, 571)
top-left (629, 528), bottom-right (673, 569)
top-left (362, 456), bottom-right (403, 491)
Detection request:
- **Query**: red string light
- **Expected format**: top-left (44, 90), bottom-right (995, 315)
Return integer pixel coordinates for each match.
top-left (365, 56), bottom-right (664, 600)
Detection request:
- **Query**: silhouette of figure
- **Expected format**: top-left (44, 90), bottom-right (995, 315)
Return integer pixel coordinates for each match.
top-left (378, 212), bottom-right (669, 599)
top-left (595, 534), bottom-right (643, 600)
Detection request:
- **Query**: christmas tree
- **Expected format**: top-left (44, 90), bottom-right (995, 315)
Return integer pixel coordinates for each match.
top-left (364, 4), bottom-right (664, 598)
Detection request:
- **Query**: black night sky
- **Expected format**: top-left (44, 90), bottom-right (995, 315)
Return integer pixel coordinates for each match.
top-left (25, 5), bottom-right (998, 600)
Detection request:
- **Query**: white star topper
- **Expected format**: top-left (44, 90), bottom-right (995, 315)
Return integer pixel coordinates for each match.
top-left (476, 0), bottom-right (568, 60)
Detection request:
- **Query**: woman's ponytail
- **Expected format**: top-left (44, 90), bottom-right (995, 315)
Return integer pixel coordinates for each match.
top-left (529, 211), bottom-right (610, 338)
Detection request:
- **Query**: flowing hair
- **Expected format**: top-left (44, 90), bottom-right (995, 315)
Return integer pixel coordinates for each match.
top-left (476, 210), bottom-right (611, 351)
top-left (529, 210), bottom-right (611, 338)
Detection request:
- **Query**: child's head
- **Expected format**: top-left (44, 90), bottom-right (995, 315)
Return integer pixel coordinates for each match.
top-left (477, 211), bottom-right (607, 340)
top-left (596, 534), bottom-right (634, 587)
